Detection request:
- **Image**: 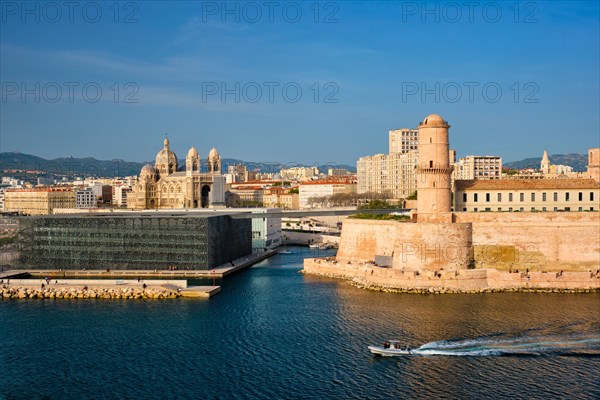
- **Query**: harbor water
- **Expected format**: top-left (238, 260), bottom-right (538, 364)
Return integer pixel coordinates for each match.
top-left (1, 247), bottom-right (599, 399)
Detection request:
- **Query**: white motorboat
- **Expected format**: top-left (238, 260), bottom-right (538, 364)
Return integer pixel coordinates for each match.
top-left (368, 340), bottom-right (414, 356)
top-left (278, 250), bottom-right (293, 254)
top-left (308, 244), bottom-right (321, 249)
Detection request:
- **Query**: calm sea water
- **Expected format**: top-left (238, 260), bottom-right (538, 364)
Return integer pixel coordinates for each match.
top-left (1, 247), bottom-right (599, 400)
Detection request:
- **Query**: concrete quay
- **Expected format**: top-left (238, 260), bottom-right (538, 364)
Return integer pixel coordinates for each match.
top-left (0, 270), bottom-right (29, 279)
top-left (303, 258), bottom-right (600, 294)
top-left (0, 250), bottom-right (277, 300)
top-left (179, 286), bottom-right (221, 298)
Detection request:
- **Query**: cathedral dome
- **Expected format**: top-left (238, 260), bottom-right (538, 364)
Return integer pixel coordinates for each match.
top-left (155, 136), bottom-right (178, 174)
top-left (140, 164), bottom-right (155, 176)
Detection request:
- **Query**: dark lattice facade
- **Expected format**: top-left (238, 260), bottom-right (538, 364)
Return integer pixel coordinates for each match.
top-left (3, 214), bottom-right (251, 270)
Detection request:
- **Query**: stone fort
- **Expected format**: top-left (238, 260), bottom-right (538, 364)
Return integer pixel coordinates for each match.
top-left (323, 114), bottom-right (600, 273)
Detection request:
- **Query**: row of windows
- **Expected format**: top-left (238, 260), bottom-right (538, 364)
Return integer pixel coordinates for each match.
top-left (466, 207), bottom-right (595, 212)
top-left (464, 191), bottom-right (595, 203)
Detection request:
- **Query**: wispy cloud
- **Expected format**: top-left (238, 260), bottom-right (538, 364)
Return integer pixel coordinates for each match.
top-left (1, 42), bottom-right (236, 82)
top-left (171, 16), bottom-right (251, 46)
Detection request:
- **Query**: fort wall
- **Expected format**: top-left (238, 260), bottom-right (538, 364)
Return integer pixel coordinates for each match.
top-left (334, 213), bottom-right (599, 273)
top-left (336, 219), bottom-right (472, 271)
top-left (454, 212), bottom-right (600, 271)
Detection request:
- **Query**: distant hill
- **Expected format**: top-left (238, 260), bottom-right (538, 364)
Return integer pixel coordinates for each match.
top-left (0, 152), bottom-right (147, 178)
top-left (504, 153), bottom-right (588, 172)
top-left (0, 152), bottom-right (356, 179)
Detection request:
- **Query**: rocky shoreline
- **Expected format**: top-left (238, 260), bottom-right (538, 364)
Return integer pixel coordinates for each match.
top-left (301, 269), bottom-right (600, 294)
top-left (0, 286), bottom-right (181, 300)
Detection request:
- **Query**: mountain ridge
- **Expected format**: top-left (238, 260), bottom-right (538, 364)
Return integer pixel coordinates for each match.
top-left (1, 152), bottom-right (589, 178)
top-left (0, 152), bottom-right (357, 178)
top-left (504, 153), bottom-right (588, 172)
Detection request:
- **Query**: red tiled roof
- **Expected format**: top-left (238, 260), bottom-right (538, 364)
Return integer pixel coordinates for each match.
top-left (455, 178), bottom-right (600, 190)
top-left (232, 186), bottom-right (264, 191)
top-left (300, 181), bottom-right (356, 185)
top-left (6, 187), bottom-right (74, 192)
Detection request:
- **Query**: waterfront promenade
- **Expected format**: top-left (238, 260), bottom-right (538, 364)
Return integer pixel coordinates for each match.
top-left (0, 250), bottom-right (277, 299)
top-left (2, 249), bottom-right (276, 279)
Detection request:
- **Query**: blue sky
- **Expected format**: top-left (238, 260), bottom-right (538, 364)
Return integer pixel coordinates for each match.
top-left (1, 1), bottom-right (598, 166)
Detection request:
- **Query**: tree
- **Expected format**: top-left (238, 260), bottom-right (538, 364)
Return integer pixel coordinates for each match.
top-left (406, 191), bottom-right (417, 200)
top-left (225, 191), bottom-right (242, 207)
top-left (358, 199), bottom-right (395, 210)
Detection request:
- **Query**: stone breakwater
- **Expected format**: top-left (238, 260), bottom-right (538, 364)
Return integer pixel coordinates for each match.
top-left (302, 258), bottom-right (600, 294)
top-left (0, 286), bottom-right (180, 300)
top-left (313, 272), bottom-right (597, 294)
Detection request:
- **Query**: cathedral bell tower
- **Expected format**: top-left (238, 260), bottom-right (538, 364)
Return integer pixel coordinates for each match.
top-left (186, 147), bottom-right (200, 176)
top-left (207, 147), bottom-right (221, 174)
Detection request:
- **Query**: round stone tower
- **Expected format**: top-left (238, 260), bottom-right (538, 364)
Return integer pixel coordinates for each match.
top-left (416, 114), bottom-right (453, 223)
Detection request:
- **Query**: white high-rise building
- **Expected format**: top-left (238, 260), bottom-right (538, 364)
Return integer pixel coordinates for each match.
top-left (389, 128), bottom-right (418, 154)
top-left (453, 156), bottom-right (503, 180)
top-left (357, 151), bottom-right (419, 199)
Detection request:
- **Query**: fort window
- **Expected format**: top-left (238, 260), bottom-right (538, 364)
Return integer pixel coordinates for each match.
top-left (497, 193), bottom-right (502, 202)
top-left (578, 207), bottom-right (583, 211)
top-left (531, 193), bottom-right (535, 201)
top-left (430, 160), bottom-right (433, 168)
top-left (554, 207), bottom-right (558, 211)
top-left (463, 193), bottom-right (467, 202)
top-left (509, 193), bottom-right (513, 202)
top-left (497, 207), bottom-right (502, 211)
top-left (565, 192), bottom-right (570, 201)
top-left (553, 192), bottom-right (558, 201)
top-left (463, 208), bottom-right (467, 211)
top-left (509, 207), bottom-right (513, 212)
top-left (519, 207), bottom-right (524, 211)
top-left (565, 207), bottom-right (571, 211)
top-left (578, 192), bottom-right (583, 201)
top-left (542, 192), bottom-right (546, 201)
top-left (474, 207), bottom-right (478, 212)
top-left (485, 193), bottom-right (490, 202)
top-left (591, 207), bottom-right (595, 211)
top-left (542, 207), bottom-right (547, 211)
top-left (591, 192), bottom-right (595, 201)
top-left (474, 193), bottom-right (478, 202)
top-left (519, 193), bottom-right (524, 202)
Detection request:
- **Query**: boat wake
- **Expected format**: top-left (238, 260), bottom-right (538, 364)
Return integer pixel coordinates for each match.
top-left (410, 335), bottom-right (600, 357)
